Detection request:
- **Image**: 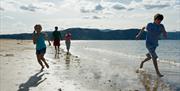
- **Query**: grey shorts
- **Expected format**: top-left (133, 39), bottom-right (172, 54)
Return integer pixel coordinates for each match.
top-left (146, 46), bottom-right (158, 59)
top-left (65, 41), bottom-right (71, 50)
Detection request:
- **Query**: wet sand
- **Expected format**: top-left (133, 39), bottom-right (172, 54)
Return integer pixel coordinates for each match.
top-left (0, 39), bottom-right (178, 91)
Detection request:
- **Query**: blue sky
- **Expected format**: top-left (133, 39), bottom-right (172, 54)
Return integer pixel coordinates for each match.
top-left (0, 0), bottom-right (180, 34)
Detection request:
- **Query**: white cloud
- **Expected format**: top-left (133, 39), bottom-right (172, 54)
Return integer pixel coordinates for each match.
top-left (112, 3), bottom-right (126, 10)
top-left (0, 7), bottom-right (5, 11)
top-left (95, 4), bottom-right (104, 11)
top-left (0, 0), bottom-right (180, 34)
top-left (3, 16), bottom-right (15, 20)
top-left (144, 4), bottom-right (170, 9)
top-left (83, 15), bottom-right (103, 19)
top-left (0, 0), bottom-right (58, 14)
top-left (20, 4), bottom-right (39, 12)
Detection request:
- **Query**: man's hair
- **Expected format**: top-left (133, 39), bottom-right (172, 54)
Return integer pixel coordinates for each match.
top-left (154, 13), bottom-right (164, 21)
top-left (34, 24), bottom-right (42, 30)
top-left (55, 26), bottom-right (58, 30)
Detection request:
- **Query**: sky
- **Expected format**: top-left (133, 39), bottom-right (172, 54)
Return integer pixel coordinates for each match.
top-left (0, 0), bottom-right (180, 34)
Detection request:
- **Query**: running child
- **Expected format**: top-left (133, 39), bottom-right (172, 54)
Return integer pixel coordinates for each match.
top-left (32, 24), bottom-right (51, 71)
top-left (136, 13), bottom-right (167, 77)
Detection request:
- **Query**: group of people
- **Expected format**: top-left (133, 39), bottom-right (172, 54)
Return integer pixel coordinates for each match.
top-left (32, 25), bottom-right (71, 71)
top-left (52, 26), bottom-right (71, 54)
top-left (32, 13), bottom-right (167, 77)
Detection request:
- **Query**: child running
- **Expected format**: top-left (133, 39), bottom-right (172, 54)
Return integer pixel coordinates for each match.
top-left (136, 13), bottom-right (167, 77)
top-left (64, 31), bottom-right (72, 55)
top-left (32, 24), bottom-right (51, 71)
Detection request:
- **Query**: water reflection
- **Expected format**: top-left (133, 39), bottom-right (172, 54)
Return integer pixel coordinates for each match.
top-left (65, 54), bottom-right (70, 70)
top-left (54, 51), bottom-right (60, 59)
top-left (138, 71), bottom-right (169, 91)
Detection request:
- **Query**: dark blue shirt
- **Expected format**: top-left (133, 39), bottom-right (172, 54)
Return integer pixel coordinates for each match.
top-left (146, 22), bottom-right (165, 47)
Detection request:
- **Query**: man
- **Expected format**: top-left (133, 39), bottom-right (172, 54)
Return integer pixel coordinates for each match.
top-left (52, 26), bottom-right (62, 53)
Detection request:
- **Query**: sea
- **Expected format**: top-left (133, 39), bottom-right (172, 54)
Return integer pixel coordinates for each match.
top-left (70, 40), bottom-right (180, 65)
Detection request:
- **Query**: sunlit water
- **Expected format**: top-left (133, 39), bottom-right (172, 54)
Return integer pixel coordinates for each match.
top-left (50, 40), bottom-right (180, 91)
top-left (69, 40), bottom-right (180, 90)
top-left (69, 40), bottom-right (180, 64)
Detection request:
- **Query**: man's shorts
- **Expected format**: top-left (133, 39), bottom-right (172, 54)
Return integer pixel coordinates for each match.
top-left (146, 45), bottom-right (158, 59)
top-left (36, 48), bottom-right (46, 55)
top-left (53, 39), bottom-right (60, 46)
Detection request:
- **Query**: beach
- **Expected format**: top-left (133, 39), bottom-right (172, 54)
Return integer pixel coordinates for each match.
top-left (0, 39), bottom-right (180, 91)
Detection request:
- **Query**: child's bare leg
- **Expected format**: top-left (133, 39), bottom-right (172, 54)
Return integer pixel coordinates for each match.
top-left (41, 55), bottom-right (49, 68)
top-left (140, 53), bottom-right (151, 68)
top-left (36, 54), bottom-right (44, 69)
top-left (152, 57), bottom-right (163, 77)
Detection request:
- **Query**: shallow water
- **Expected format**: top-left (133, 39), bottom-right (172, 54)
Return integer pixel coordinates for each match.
top-left (58, 40), bottom-right (180, 91)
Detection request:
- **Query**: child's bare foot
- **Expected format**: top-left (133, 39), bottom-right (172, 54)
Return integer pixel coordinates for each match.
top-left (41, 66), bottom-right (44, 71)
top-left (45, 64), bottom-right (49, 68)
top-left (136, 69), bottom-right (139, 73)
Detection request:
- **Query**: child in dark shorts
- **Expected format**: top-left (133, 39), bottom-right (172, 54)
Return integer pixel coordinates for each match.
top-left (136, 13), bottom-right (167, 77)
top-left (32, 24), bottom-right (51, 71)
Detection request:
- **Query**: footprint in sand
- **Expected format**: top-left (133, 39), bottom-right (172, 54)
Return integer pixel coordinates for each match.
top-left (4, 54), bottom-right (14, 57)
top-left (58, 88), bottom-right (62, 91)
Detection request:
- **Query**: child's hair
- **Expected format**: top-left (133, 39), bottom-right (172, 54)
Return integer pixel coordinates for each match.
top-left (34, 24), bottom-right (42, 30)
top-left (154, 13), bottom-right (164, 21)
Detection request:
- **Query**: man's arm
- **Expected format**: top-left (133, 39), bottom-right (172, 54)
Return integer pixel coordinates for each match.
top-left (136, 27), bottom-right (145, 40)
top-left (59, 32), bottom-right (63, 40)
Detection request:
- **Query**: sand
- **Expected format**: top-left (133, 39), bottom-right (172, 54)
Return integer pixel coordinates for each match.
top-left (0, 39), bottom-right (178, 91)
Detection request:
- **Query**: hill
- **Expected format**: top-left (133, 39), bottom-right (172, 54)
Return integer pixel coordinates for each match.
top-left (0, 28), bottom-right (179, 40)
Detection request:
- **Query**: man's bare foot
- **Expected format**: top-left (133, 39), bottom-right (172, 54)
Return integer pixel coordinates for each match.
top-left (158, 74), bottom-right (164, 77)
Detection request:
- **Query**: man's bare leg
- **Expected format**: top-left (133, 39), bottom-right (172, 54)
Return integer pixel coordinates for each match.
top-left (58, 46), bottom-right (60, 53)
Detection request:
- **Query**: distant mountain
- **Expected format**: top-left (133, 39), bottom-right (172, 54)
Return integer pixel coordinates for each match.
top-left (0, 28), bottom-right (179, 40)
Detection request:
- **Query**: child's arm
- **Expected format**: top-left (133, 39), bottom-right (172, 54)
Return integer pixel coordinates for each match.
top-left (162, 30), bottom-right (167, 39)
top-left (44, 33), bottom-right (51, 46)
top-left (64, 34), bottom-right (67, 40)
top-left (161, 25), bottom-right (167, 39)
top-left (32, 31), bottom-right (36, 44)
top-left (136, 27), bottom-right (145, 40)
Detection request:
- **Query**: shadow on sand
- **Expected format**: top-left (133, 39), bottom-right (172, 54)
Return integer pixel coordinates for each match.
top-left (18, 71), bottom-right (47, 91)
